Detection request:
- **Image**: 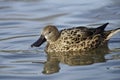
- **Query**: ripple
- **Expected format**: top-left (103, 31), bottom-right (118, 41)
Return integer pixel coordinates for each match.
top-left (0, 34), bottom-right (38, 41)
top-left (109, 38), bottom-right (120, 43)
top-left (0, 49), bottom-right (43, 54)
top-left (0, 13), bottom-right (68, 22)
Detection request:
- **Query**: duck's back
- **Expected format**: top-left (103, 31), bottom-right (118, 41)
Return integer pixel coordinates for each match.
top-left (59, 26), bottom-right (98, 45)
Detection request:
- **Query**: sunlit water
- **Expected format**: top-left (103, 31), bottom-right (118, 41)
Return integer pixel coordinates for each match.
top-left (0, 0), bottom-right (120, 80)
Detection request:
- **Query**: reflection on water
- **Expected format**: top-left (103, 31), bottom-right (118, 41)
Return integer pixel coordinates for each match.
top-left (43, 45), bottom-right (109, 74)
top-left (0, 0), bottom-right (120, 80)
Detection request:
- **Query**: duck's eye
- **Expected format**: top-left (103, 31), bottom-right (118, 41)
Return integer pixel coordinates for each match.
top-left (48, 31), bottom-right (51, 33)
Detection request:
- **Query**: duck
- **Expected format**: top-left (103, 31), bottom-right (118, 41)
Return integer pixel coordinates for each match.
top-left (31, 23), bottom-right (120, 52)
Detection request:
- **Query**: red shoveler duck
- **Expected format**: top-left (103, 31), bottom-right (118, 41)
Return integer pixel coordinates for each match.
top-left (31, 23), bottom-right (120, 52)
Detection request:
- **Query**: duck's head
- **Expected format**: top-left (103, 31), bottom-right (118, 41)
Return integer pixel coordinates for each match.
top-left (31, 25), bottom-right (59, 47)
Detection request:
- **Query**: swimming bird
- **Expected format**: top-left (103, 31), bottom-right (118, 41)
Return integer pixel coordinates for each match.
top-left (31, 23), bottom-right (120, 52)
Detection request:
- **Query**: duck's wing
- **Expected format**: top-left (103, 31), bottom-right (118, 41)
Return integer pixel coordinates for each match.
top-left (59, 23), bottom-right (109, 43)
top-left (60, 27), bottom-right (91, 40)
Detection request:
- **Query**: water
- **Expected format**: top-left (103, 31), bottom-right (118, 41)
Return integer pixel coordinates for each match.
top-left (0, 0), bottom-right (120, 80)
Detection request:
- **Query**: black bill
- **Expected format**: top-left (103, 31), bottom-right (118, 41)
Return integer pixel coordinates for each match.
top-left (31, 35), bottom-right (46, 47)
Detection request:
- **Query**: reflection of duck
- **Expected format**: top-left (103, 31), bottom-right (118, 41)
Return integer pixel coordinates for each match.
top-left (42, 46), bottom-right (109, 74)
top-left (31, 23), bottom-right (120, 52)
top-left (42, 56), bottom-right (60, 74)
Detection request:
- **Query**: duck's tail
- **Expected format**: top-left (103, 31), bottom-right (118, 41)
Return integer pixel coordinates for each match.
top-left (105, 28), bottom-right (120, 40)
top-left (94, 23), bottom-right (109, 34)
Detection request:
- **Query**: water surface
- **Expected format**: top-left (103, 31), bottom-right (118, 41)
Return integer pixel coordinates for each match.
top-left (0, 0), bottom-right (120, 80)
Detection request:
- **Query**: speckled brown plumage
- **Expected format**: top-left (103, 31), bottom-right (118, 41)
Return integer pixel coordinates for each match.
top-left (31, 23), bottom-right (120, 52)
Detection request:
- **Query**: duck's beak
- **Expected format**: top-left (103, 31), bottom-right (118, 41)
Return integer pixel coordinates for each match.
top-left (31, 35), bottom-right (46, 47)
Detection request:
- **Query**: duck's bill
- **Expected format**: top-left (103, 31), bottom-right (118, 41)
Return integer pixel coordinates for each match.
top-left (31, 35), bottom-right (46, 47)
